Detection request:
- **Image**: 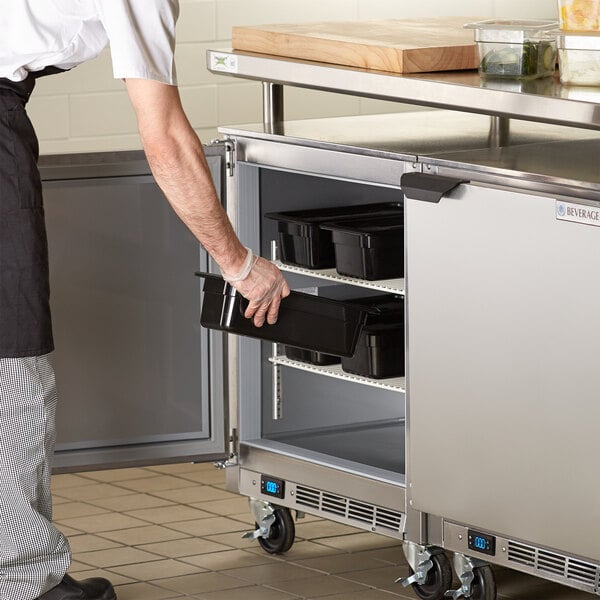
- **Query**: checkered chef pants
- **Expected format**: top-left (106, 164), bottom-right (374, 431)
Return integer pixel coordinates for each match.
top-left (0, 354), bottom-right (71, 600)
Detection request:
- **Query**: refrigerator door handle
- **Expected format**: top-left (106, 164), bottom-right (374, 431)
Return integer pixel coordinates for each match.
top-left (401, 172), bottom-right (469, 203)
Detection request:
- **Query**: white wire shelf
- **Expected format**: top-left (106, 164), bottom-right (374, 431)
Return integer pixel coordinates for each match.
top-left (269, 355), bottom-right (406, 393)
top-left (274, 260), bottom-right (404, 295)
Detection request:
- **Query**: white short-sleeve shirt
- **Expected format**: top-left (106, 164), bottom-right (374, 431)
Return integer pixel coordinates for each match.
top-left (0, 0), bottom-right (179, 84)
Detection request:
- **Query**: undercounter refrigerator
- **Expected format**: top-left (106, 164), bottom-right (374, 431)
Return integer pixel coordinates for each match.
top-left (404, 138), bottom-right (600, 596)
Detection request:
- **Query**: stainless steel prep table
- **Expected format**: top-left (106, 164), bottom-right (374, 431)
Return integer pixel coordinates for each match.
top-left (201, 49), bottom-right (600, 599)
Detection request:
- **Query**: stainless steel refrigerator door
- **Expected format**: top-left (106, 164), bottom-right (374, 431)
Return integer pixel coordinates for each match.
top-left (406, 180), bottom-right (600, 562)
top-left (41, 146), bottom-right (228, 471)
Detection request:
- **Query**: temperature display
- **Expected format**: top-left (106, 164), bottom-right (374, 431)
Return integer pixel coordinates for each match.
top-left (468, 529), bottom-right (496, 556)
top-left (261, 475), bottom-right (285, 499)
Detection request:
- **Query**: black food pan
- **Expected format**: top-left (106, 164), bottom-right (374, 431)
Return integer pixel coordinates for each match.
top-left (197, 273), bottom-right (371, 357)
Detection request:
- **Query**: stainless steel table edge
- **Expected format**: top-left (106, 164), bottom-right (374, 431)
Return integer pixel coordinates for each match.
top-left (207, 49), bottom-right (600, 131)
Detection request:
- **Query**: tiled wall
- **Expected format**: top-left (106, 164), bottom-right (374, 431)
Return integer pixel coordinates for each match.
top-left (31, 0), bottom-right (556, 155)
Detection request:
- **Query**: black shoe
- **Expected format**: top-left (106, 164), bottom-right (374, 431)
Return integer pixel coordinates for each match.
top-left (38, 574), bottom-right (116, 600)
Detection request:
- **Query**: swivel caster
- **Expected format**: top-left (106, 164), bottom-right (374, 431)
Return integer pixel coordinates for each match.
top-left (398, 543), bottom-right (453, 600)
top-left (446, 553), bottom-right (496, 600)
top-left (243, 498), bottom-right (295, 554)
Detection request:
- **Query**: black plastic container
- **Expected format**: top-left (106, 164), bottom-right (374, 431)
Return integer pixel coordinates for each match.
top-left (321, 215), bottom-right (404, 280)
top-left (283, 346), bottom-right (340, 366)
top-left (265, 202), bottom-right (403, 269)
top-left (198, 273), bottom-right (370, 357)
top-left (341, 323), bottom-right (405, 379)
top-left (282, 293), bottom-right (402, 367)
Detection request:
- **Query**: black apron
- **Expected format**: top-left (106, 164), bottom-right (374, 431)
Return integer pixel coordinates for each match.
top-left (0, 70), bottom-right (57, 358)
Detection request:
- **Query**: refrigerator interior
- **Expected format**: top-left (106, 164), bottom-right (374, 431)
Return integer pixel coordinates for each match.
top-left (238, 165), bottom-right (406, 481)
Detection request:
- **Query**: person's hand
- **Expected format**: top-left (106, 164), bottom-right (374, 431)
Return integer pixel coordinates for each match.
top-left (230, 257), bottom-right (290, 327)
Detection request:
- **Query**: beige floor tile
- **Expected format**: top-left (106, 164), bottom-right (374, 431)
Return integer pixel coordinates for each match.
top-left (51, 495), bottom-right (72, 505)
top-left (139, 537), bottom-right (233, 558)
top-left (68, 534), bottom-right (122, 553)
top-left (69, 560), bottom-right (98, 572)
top-left (51, 474), bottom-right (96, 490)
top-left (202, 532), bottom-right (257, 550)
top-left (167, 516), bottom-right (248, 537)
top-left (53, 483), bottom-right (135, 502)
top-left (269, 573), bottom-right (371, 597)
top-left (53, 502), bottom-right (110, 520)
top-left (153, 571), bottom-right (249, 595)
top-left (125, 505), bottom-right (212, 524)
top-left (56, 524), bottom-right (84, 537)
top-left (147, 462), bottom-right (209, 475)
top-left (118, 475), bottom-right (200, 493)
top-left (177, 470), bottom-right (227, 486)
top-left (338, 565), bottom-right (408, 594)
top-left (295, 519), bottom-right (363, 539)
top-left (114, 581), bottom-right (183, 600)
top-left (181, 549), bottom-right (278, 571)
top-left (83, 468), bottom-right (159, 482)
top-left (100, 525), bottom-right (191, 546)
top-left (195, 584), bottom-right (300, 599)
top-left (110, 558), bottom-right (206, 581)
top-left (88, 493), bottom-right (175, 512)
top-left (228, 512), bottom-right (255, 526)
top-left (245, 540), bottom-right (340, 560)
top-left (152, 486), bottom-right (238, 504)
top-left (355, 547), bottom-right (406, 565)
top-left (224, 562), bottom-right (319, 585)
top-left (315, 590), bottom-right (406, 600)
top-left (71, 569), bottom-right (135, 586)
top-left (58, 513), bottom-right (150, 533)
top-left (294, 553), bottom-right (392, 574)
top-left (316, 532), bottom-right (401, 553)
top-left (75, 546), bottom-right (163, 568)
top-left (191, 497), bottom-right (250, 516)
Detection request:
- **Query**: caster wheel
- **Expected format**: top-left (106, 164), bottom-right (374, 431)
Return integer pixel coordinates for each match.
top-left (410, 552), bottom-right (453, 600)
top-left (256, 507), bottom-right (295, 554)
top-left (468, 566), bottom-right (496, 600)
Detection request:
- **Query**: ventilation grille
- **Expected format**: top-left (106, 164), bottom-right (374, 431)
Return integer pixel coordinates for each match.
top-left (295, 484), bottom-right (403, 533)
top-left (508, 541), bottom-right (599, 591)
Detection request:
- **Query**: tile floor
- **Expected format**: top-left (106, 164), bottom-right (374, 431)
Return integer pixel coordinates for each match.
top-left (51, 462), bottom-right (596, 600)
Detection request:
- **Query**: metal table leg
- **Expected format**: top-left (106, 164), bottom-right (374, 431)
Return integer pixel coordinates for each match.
top-left (488, 115), bottom-right (510, 147)
top-left (263, 82), bottom-right (284, 134)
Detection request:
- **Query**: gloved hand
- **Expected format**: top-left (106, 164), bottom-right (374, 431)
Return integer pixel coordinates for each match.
top-left (222, 251), bottom-right (290, 327)
top-left (234, 257), bottom-right (290, 327)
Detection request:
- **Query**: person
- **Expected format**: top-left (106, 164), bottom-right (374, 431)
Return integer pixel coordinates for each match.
top-left (0, 2), bottom-right (290, 599)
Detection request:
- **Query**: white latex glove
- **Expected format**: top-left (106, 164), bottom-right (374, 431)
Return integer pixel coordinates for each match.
top-left (229, 256), bottom-right (290, 327)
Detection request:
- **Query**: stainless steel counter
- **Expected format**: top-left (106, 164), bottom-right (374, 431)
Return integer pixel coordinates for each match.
top-left (220, 110), bottom-right (600, 159)
top-left (207, 49), bottom-right (600, 131)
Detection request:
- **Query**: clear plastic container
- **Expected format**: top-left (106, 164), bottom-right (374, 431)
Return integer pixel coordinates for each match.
top-left (465, 19), bottom-right (558, 79)
top-left (558, 0), bottom-right (600, 31)
top-left (557, 32), bottom-right (600, 84)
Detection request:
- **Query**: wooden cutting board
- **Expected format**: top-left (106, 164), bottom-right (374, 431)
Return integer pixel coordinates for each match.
top-left (232, 17), bottom-right (480, 74)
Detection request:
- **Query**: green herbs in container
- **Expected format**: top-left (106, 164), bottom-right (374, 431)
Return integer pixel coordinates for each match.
top-left (465, 19), bottom-right (558, 80)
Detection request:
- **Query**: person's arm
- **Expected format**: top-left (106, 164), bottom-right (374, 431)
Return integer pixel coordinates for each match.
top-left (125, 78), bottom-right (289, 327)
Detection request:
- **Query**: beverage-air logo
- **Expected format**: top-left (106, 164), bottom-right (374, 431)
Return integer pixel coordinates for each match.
top-left (210, 53), bottom-right (238, 73)
top-left (556, 200), bottom-right (600, 227)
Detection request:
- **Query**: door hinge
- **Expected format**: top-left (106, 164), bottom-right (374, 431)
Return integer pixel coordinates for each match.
top-left (210, 138), bottom-right (235, 178)
top-left (225, 142), bottom-right (235, 178)
top-left (214, 427), bottom-right (239, 469)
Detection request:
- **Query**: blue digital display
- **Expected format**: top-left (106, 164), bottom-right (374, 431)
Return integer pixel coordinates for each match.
top-left (468, 529), bottom-right (495, 556)
top-left (474, 536), bottom-right (487, 550)
top-left (265, 480), bottom-right (279, 494)
top-left (261, 475), bottom-right (285, 499)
